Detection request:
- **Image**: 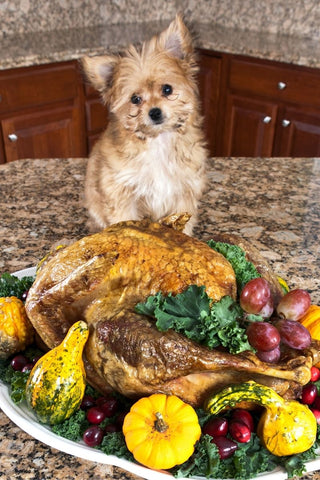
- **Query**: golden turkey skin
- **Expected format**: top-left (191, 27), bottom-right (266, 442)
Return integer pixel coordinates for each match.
top-left (25, 217), bottom-right (318, 406)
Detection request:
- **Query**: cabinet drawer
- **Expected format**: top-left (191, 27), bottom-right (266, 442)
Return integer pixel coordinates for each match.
top-left (0, 62), bottom-right (79, 113)
top-left (229, 57), bottom-right (320, 108)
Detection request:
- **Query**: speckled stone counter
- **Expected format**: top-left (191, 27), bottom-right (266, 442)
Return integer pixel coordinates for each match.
top-left (1, 19), bottom-right (320, 71)
top-left (0, 157), bottom-right (319, 479)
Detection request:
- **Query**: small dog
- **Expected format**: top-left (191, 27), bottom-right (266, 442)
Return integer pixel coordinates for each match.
top-left (82, 15), bottom-right (207, 236)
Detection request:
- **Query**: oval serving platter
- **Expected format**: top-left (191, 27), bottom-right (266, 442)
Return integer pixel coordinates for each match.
top-left (1, 267), bottom-right (320, 480)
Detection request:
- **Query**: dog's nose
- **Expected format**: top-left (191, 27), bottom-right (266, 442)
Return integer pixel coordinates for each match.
top-left (149, 107), bottom-right (163, 124)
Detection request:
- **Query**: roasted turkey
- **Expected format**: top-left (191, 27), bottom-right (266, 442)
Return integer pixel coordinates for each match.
top-left (25, 214), bottom-right (320, 406)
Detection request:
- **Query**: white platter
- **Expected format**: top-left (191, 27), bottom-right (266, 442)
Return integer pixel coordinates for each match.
top-left (1, 267), bottom-right (320, 480)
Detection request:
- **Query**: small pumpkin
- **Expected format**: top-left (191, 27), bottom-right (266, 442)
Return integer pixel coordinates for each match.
top-left (0, 296), bottom-right (34, 359)
top-left (205, 381), bottom-right (316, 457)
top-left (122, 393), bottom-right (201, 470)
top-left (26, 320), bottom-right (89, 425)
top-left (299, 305), bottom-right (320, 339)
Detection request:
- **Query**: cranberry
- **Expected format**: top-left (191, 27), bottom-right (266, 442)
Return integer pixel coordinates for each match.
top-left (230, 409), bottom-right (254, 432)
top-left (86, 406), bottom-right (106, 424)
top-left (301, 384), bottom-right (318, 405)
top-left (83, 425), bottom-right (104, 447)
top-left (202, 417), bottom-right (228, 437)
top-left (229, 421), bottom-right (251, 443)
top-left (211, 436), bottom-right (238, 459)
top-left (10, 354), bottom-right (28, 371)
top-left (311, 366), bottom-right (320, 382)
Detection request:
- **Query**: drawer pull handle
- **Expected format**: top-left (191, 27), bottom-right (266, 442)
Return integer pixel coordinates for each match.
top-left (278, 81), bottom-right (287, 90)
top-left (282, 119), bottom-right (291, 127)
top-left (263, 116), bottom-right (272, 124)
top-left (8, 133), bottom-right (18, 142)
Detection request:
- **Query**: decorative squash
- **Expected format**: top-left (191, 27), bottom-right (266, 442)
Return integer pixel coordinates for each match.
top-left (0, 296), bottom-right (34, 359)
top-left (122, 393), bottom-right (201, 470)
top-left (277, 276), bottom-right (289, 294)
top-left (26, 321), bottom-right (89, 425)
top-left (205, 381), bottom-right (316, 456)
top-left (299, 305), bottom-right (320, 339)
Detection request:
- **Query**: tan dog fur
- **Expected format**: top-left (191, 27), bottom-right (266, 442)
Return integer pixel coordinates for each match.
top-left (81, 15), bottom-right (207, 235)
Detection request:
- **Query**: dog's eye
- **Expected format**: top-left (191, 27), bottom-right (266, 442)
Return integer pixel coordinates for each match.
top-left (131, 94), bottom-right (142, 105)
top-left (162, 84), bottom-right (173, 96)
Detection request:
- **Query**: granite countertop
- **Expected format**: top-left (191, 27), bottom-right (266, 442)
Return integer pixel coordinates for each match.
top-left (1, 20), bottom-right (320, 71)
top-left (0, 157), bottom-right (320, 479)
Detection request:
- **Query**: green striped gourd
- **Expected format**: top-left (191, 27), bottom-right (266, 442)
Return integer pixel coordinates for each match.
top-left (26, 321), bottom-right (89, 425)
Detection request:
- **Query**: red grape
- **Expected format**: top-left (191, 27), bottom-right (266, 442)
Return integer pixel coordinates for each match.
top-left (229, 421), bottom-right (251, 443)
top-left (311, 409), bottom-right (320, 425)
top-left (276, 319), bottom-right (311, 350)
top-left (10, 354), bottom-right (28, 371)
top-left (104, 423), bottom-right (120, 433)
top-left (86, 407), bottom-right (106, 424)
top-left (310, 366), bottom-right (320, 382)
top-left (313, 396), bottom-right (320, 410)
top-left (246, 322), bottom-right (280, 352)
top-left (83, 425), bottom-right (104, 446)
top-left (202, 417), bottom-right (228, 437)
top-left (98, 397), bottom-right (119, 417)
top-left (240, 278), bottom-right (273, 317)
top-left (276, 289), bottom-right (311, 321)
top-left (257, 345), bottom-right (281, 363)
top-left (301, 384), bottom-right (318, 405)
top-left (80, 394), bottom-right (96, 410)
top-left (231, 409), bottom-right (254, 432)
top-left (211, 436), bottom-right (238, 459)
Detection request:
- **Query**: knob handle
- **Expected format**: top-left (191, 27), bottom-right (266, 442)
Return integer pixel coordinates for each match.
top-left (263, 116), bottom-right (272, 124)
top-left (278, 81), bottom-right (287, 90)
top-left (8, 133), bottom-right (18, 142)
top-left (282, 119), bottom-right (291, 127)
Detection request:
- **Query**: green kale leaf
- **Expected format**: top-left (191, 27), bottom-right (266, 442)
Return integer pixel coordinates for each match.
top-left (99, 432), bottom-right (134, 461)
top-left (207, 240), bottom-right (260, 293)
top-left (51, 409), bottom-right (89, 441)
top-left (0, 273), bottom-right (35, 300)
top-left (136, 286), bottom-right (252, 354)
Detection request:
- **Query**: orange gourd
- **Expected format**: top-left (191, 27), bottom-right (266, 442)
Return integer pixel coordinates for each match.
top-left (299, 305), bottom-right (320, 340)
top-left (0, 296), bottom-right (34, 359)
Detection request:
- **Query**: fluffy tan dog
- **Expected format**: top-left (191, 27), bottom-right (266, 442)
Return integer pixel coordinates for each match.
top-left (82, 15), bottom-right (207, 235)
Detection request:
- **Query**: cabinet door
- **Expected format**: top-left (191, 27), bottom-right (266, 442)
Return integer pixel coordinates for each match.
top-left (274, 106), bottom-right (320, 156)
top-left (2, 102), bottom-right (86, 162)
top-left (222, 94), bottom-right (278, 156)
top-left (197, 52), bottom-right (222, 156)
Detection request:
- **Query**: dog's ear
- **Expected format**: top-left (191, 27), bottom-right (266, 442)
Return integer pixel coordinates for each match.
top-left (81, 55), bottom-right (118, 93)
top-left (157, 14), bottom-right (194, 59)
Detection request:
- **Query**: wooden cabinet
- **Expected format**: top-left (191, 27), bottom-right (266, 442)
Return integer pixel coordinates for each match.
top-left (83, 84), bottom-right (108, 152)
top-left (0, 61), bottom-right (86, 163)
top-left (197, 50), bottom-right (222, 156)
top-left (219, 55), bottom-right (320, 157)
top-left (1, 51), bottom-right (320, 162)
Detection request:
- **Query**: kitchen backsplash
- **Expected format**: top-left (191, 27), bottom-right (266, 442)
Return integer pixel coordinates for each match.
top-left (1, 0), bottom-right (319, 40)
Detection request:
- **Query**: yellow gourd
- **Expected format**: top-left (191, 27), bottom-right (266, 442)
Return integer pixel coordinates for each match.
top-left (26, 321), bottom-right (89, 425)
top-left (122, 393), bottom-right (201, 470)
top-left (0, 296), bottom-right (34, 359)
top-left (299, 305), bottom-right (320, 339)
top-left (205, 381), bottom-right (317, 457)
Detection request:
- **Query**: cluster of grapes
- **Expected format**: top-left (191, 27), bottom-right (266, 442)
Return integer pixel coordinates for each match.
top-left (80, 393), bottom-right (129, 447)
top-left (202, 409), bottom-right (254, 459)
top-left (240, 278), bottom-right (311, 362)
